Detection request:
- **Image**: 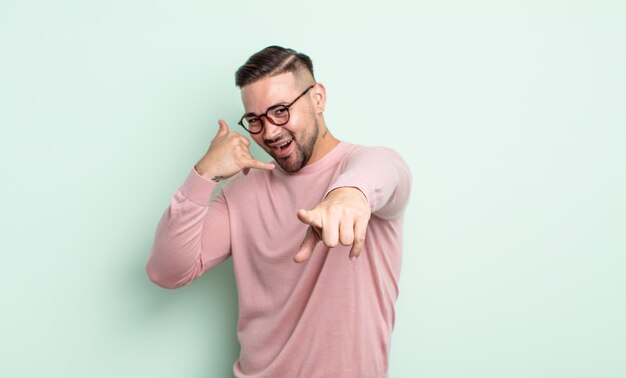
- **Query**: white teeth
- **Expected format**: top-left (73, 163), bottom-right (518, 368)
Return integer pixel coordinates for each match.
top-left (276, 139), bottom-right (292, 150)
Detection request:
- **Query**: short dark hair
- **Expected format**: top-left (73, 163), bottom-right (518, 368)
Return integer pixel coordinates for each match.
top-left (235, 45), bottom-right (315, 87)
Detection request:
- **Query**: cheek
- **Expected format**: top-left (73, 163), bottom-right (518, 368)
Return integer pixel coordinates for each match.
top-left (283, 113), bottom-right (304, 134)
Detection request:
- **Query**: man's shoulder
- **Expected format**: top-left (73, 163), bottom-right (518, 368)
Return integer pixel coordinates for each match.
top-left (341, 142), bottom-right (404, 160)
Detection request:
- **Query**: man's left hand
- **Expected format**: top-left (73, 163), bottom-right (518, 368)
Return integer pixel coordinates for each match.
top-left (294, 187), bottom-right (371, 263)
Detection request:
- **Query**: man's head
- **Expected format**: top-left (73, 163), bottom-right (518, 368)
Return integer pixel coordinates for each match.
top-left (235, 46), bottom-right (336, 173)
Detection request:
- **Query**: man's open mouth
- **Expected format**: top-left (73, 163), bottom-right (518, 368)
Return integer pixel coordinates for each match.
top-left (274, 139), bottom-right (293, 150)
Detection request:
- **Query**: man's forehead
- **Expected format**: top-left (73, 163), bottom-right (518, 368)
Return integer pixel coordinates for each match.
top-left (241, 73), bottom-right (298, 112)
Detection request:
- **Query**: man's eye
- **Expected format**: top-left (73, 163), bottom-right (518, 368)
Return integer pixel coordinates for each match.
top-left (273, 107), bottom-right (287, 116)
top-left (246, 117), bottom-right (260, 124)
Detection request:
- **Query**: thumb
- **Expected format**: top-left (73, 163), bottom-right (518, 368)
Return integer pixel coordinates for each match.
top-left (294, 226), bottom-right (320, 263)
top-left (216, 119), bottom-right (229, 136)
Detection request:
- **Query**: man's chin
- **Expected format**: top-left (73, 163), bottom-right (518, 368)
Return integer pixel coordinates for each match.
top-left (274, 155), bottom-right (304, 173)
top-left (276, 160), bottom-right (299, 173)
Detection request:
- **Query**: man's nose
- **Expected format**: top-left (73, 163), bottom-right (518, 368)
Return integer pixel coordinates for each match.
top-left (261, 117), bottom-right (282, 139)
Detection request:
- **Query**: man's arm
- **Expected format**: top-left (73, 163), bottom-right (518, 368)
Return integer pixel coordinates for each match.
top-left (294, 146), bottom-right (411, 262)
top-left (146, 120), bottom-right (274, 288)
top-left (145, 169), bottom-right (231, 289)
top-left (329, 146), bottom-right (412, 219)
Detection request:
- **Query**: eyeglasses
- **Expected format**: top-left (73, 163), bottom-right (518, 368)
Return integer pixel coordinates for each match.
top-left (238, 84), bottom-right (315, 134)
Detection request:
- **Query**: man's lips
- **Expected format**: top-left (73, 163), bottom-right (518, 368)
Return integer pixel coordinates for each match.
top-left (266, 138), bottom-right (293, 151)
top-left (267, 138), bottom-right (294, 157)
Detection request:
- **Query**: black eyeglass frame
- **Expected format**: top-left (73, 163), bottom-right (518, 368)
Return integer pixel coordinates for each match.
top-left (237, 84), bottom-right (316, 134)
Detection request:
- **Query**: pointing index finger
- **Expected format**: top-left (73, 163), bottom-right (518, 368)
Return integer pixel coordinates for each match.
top-left (297, 209), bottom-right (323, 229)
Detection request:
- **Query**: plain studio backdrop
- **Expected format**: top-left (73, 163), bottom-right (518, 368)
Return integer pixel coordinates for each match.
top-left (1, 1), bottom-right (624, 377)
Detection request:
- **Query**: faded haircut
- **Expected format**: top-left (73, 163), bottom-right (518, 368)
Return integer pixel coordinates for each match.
top-left (235, 45), bottom-right (315, 88)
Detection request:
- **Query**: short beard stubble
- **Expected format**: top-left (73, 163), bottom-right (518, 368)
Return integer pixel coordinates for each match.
top-left (274, 117), bottom-right (320, 173)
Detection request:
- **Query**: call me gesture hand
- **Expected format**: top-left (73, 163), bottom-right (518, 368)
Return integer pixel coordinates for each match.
top-left (194, 120), bottom-right (275, 181)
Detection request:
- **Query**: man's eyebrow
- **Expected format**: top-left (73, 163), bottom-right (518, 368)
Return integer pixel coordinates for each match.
top-left (243, 101), bottom-right (289, 118)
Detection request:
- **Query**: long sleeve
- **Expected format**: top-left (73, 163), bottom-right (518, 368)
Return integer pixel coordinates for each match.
top-left (145, 166), bottom-right (232, 289)
top-left (327, 146), bottom-right (412, 219)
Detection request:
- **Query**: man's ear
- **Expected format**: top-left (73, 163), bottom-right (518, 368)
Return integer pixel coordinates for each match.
top-left (312, 83), bottom-right (327, 114)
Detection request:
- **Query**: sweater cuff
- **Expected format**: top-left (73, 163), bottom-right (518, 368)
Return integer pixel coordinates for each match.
top-left (179, 166), bottom-right (220, 206)
top-left (325, 180), bottom-right (377, 212)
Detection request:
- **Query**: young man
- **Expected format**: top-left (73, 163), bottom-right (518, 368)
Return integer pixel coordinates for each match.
top-left (146, 46), bottom-right (411, 378)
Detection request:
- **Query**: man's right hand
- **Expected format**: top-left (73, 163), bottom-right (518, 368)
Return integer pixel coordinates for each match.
top-left (194, 119), bottom-right (275, 181)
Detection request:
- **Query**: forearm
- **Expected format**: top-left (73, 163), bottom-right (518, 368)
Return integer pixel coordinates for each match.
top-left (146, 167), bottom-right (231, 289)
top-left (328, 146), bottom-right (412, 219)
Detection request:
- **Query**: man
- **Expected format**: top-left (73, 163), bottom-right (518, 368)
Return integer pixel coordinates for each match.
top-left (146, 45), bottom-right (411, 378)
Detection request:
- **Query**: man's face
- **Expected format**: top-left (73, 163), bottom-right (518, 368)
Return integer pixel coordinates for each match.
top-left (241, 72), bottom-right (320, 173)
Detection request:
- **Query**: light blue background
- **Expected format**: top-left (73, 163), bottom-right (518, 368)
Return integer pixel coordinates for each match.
top-left (2, 1), bottom-right (625, 377)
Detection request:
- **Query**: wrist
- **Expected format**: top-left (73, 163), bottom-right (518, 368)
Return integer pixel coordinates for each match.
top-left (194, 164), bottom-right (224, 182)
